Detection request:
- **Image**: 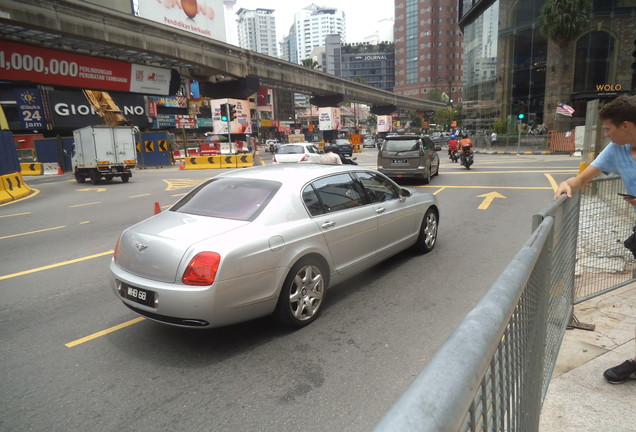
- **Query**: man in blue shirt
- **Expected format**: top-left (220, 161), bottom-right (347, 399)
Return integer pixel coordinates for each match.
top-left (554, 94), bottom-right (636, 384)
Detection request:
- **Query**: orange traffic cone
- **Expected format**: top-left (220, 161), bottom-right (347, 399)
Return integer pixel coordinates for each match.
top-left (154, 201), bottom-right (161, 215)
top-left (57, 163), bottom-right (63, 175)
top-left (179, 159), bottom-right (184, 170)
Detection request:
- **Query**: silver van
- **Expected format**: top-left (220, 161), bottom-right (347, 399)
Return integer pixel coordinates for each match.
top-left (377, 134), bottom-right (440, 183)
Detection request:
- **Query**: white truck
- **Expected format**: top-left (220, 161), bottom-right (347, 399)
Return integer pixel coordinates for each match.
top-left (72, 126), bottom-right (137, 184)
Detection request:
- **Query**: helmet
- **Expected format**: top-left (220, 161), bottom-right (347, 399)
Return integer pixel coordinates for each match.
top-left (323, 144), bottom-right (332, 152)
top-left (331, 145), bottom-right (340, 154)
top-left (450, 135), bottom-right (456, 139)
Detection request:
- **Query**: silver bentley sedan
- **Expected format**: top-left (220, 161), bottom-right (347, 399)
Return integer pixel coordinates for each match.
top-left (110, 164), bottom-right (439, 329)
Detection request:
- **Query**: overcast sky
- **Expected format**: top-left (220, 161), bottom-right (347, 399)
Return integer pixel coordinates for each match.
top-left (231, 1), bottom-right (394, 44)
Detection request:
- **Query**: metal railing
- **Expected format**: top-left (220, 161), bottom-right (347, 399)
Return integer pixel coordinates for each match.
top-left (375, 179), bottom-right (635, 431)
top-left (575, 175), bottom-right (636, 303)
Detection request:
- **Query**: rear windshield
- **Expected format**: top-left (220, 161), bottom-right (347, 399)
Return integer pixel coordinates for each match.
top-left (278, 145), bottom-right (305, 154)
top-left (171, 178), bottom-right (281, 221)
top-left (384, 138), bottom-right (420, 152)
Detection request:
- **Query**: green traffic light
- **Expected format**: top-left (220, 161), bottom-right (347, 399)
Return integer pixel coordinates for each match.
top-left (221, 114), bottom-right (228, 121)
top-left (518, 113), bottom-right (525, 119)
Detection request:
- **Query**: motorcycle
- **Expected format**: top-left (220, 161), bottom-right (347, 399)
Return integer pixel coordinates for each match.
top-left (460, 145), bottom-right (473, 170)
top-left (449, 149), bottom-right (459, 163)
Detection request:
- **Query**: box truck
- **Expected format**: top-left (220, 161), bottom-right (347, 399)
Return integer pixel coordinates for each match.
top-left (72, 126), bottom-right (137, 184)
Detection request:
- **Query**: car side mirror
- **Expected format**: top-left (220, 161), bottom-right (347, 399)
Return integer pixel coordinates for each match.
top-left (399, 188), bottom-right (411, 198)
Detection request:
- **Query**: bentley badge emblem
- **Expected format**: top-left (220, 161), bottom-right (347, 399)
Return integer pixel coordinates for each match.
top-left (135, 243), bottom-right (148, 252)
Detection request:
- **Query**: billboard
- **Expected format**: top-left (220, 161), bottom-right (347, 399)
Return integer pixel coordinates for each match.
top-left (212, 99), bottom-right (252, 134)
top-left (318, 107), bottom-right (342, 131)
top-left (0, 41), bottom-right (176, 96)
top-left (377, 115), bottom-right (393, 132)
top-left (138, 0), bottom-right (227, 42)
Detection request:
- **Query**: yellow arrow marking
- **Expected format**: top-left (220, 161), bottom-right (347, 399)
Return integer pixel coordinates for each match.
top-left (77, 187), bottom-right (106, 192)
top-left (477, 191), bottom-right (506, 210)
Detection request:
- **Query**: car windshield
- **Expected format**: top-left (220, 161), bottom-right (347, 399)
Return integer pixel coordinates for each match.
top-left (278, 145), bottom-right (305, 154)
top-left (385, 138), bottom-right (420, 152)
top-left (336, 140), bottom-right (350, 146)
top-left (172, 178), bottom-right (281, 221)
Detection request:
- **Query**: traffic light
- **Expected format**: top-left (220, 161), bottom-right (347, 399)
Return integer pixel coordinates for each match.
top-left (518, 113), bottom-right (525, 120)
top-left (220, 103), bottom-right (229, 122)
top-left (228, 104), bottom-right (237, 121)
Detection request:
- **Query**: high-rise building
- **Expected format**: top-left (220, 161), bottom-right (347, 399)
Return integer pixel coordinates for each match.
top-left (292, 5), bottom-right (346, 64)
top-left (393, 0), bottom-right (464, 102)
top-left (320, 35), bottom-right (395, 92)
top-left (236, 8), bottom-right (278, 57)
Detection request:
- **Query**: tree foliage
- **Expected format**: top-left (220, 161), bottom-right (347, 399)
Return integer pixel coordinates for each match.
top-left (301, 58), bottom-right (321, 70)
top-left (539, 0), bottom-right (591, 46)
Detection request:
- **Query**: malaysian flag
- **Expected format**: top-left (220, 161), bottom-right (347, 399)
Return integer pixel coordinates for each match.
top-left (556, 102), bottom-right (575, 117)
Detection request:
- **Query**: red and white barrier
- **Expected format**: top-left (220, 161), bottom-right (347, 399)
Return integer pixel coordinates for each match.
top-left (43, 162), bottom-right (63, 175)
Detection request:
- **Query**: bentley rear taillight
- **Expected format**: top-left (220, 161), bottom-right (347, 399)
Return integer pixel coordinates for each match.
top-left (182, 252), bottom-right (221, 285)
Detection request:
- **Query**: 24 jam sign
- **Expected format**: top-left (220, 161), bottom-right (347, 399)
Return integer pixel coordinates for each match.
top-left (14, 88), bottom-right (45, 130)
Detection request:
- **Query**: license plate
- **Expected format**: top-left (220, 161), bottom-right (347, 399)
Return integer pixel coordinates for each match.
top-left (392, 159), bottom-right (408, 164)
top-left (119, 282), bottom-right (155, 307)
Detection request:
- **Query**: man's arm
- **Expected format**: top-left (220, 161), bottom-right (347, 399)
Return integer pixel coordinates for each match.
top-left (554, 164), bottom-right (602, 199)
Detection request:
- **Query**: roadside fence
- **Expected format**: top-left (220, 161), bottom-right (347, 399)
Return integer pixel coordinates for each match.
top-left (374, 177), bottom-right (635, 432)
top-left (575, 175), bottom-right (636, 304)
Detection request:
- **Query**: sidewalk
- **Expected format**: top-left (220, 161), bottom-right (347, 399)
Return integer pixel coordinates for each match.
top-left (539, 282), bottom-right (636, 432)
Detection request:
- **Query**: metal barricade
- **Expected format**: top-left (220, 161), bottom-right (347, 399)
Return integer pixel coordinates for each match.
top-left (575, 175), bottom-right (636, 304)
top-left (374, 195), bottom-right (581, 432)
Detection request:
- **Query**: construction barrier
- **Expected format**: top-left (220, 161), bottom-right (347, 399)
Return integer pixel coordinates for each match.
top-left (549, 130), bottom-right (575, 154)
top-left (220, 155), bottom-right (237, 168)
top-left (1, 172), bottom-right (31, 201)
top-left (43, 162), bottom-right (63, 175)
top-left (183, 155), bottom-right (222, 170)
top-left (20, 162), bottom-right (43, 175)
top-left (236, 154), bottom-right (253, 168)
top-left (0, 176), bottom-right (12, 203)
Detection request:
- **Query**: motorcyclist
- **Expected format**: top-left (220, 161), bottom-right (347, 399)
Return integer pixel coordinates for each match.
top-left (459, 134), bottom-right (474, 165)
top-left (320, 143), bottom-right (342, 165)
top-left (448, 134), bottom-right (459, 161)
top-left (332, 145), bottom-right (357, 165)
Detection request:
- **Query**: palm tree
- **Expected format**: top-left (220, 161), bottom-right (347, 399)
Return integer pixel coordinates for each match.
top-left (301, 58), bottom-right (321, 70)
top-left (539, 0), bottom-right (591, 130)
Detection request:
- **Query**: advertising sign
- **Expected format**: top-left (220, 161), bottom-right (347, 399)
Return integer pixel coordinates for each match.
top-left (212, 99), bottom-right (252, 134)
top-left (377, 115), bottom-right (393, 132)
top-left (0, 41), bottom-right (175, 95)
top-left (176, 115), bottom-right (197, 129)
top-left (138, 0), bottom-right (226, 42)
top-left (47, 90), bottom-right (148, 129)
top-left (14, 88), bottom-right (46, 130)
top-left (318, 107), bottom-right (342, 131)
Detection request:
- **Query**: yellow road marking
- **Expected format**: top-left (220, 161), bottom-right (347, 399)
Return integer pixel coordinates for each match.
top-left (544, 174), bottom-right (559, 191)
top-left (69, 202), bottom-right (102, 208)
top-left (80, 221), bottom-right (91, 224)
top-left (163, 179), bottom-right (204, 191)
top-left (0, 225), bottom-right (66, 240)
top-left (77, 187), bottom-right (106, 192)
top-left (477, 191), bottom-right (507, 210)
top-left (65, 317), bottom-right (146, 348)
top-left (171, 193), bottom-right (188, 197)
top-left (0, 211), bottom-right (31, 218)
top-left (433, 187), bottom-right (446, 195)
top-left (129, 193), bottom-right (150, 198)
top-left (0, 250), bottom-right (114, 281)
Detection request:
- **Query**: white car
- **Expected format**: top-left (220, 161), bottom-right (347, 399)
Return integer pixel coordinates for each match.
top-left (272, 143), bottom-right (322, 164)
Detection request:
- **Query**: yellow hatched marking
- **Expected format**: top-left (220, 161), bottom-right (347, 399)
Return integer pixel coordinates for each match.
top-left (163, 179), bottom-right (205, 191)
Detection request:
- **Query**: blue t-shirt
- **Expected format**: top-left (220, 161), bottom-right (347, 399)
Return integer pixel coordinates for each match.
top-left (591, 142), bottom-right (636, 212)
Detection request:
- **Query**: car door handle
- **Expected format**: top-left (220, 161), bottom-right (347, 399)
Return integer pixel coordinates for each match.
top-left (321, 221), bottom-right (336, 228)
top-left (376, 207), bottom-right (386, 214)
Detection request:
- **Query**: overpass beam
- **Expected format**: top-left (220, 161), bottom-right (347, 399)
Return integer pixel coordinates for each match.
top-left (310, 94), bottom-right (345, 107)
top-left (371, 105), bottom-right (397, 115)
top-left (198, 76), bottom-right (260, 100)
